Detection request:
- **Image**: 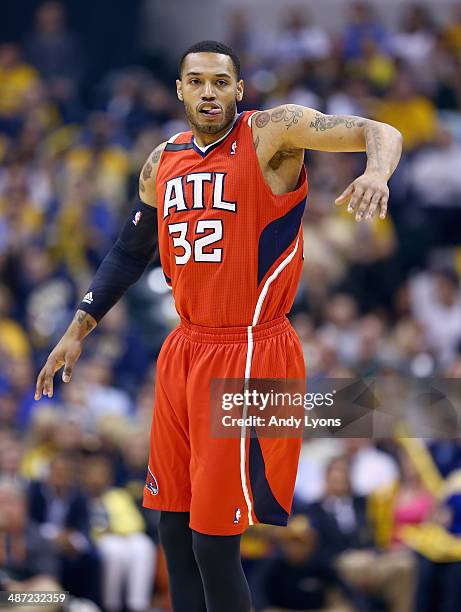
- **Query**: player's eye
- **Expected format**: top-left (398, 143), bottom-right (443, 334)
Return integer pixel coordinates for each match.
top-left (217, 80), bottom-right (228, 87)
top-left (189, 79), bottom-right (200, 85)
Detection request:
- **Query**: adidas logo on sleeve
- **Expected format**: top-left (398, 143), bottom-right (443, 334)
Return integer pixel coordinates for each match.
top-left (82, 292), bottom-right (93, 304)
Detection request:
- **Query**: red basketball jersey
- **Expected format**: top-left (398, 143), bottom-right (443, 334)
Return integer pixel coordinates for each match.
top-left (156, 110), bottom-right (308, 327)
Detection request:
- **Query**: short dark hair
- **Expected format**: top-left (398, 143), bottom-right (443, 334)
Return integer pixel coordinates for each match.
top-left (178, 40), bottom-right (241, 79)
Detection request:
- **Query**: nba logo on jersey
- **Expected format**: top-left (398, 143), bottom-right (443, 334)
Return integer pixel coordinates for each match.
top-left (145, 467), bottom-right (159, 495)
top-left (133, 210), bottom-right (142, 226)
top-left (230, 141), bottom-right (237, 155)
top-left (233, 508), bottom-right (241, 524)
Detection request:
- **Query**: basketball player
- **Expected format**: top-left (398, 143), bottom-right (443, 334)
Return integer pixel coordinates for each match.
top-left (35, 41), bottom-right (402, 612)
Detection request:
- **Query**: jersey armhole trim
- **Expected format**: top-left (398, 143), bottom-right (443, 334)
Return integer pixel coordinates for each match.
top-left (167, 132), bottom-right (184, 144)
top-left (247, 111), bottom-right (258, 128)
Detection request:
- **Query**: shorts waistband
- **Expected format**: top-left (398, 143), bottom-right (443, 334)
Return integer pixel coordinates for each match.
top-left (179, 316), bottom-right (291, 344)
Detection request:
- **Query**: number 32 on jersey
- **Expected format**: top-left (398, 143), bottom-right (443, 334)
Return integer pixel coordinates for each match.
top-left (164, 172), bottom-right (235, 265)
top-left (168, 220), bottom-right (222, 264)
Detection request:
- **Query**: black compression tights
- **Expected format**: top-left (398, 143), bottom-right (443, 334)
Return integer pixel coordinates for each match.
top-left (158, 511), bottom-right (252, 612)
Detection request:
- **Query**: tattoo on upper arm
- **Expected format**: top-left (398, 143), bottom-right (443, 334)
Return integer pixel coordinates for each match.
top-left (151, 147), bottom-right (162, 163)
top-left (140, 145), bottom-right (163, 193)
top-left (270, 105), bottom-right (304, 129)
top-left (142, 162), bottom-right (153, 182)
top-left (255, 106), bottom-right (304, 131)
top-left (254, 136), bottom-right (260, 151)
top-left (255, 112), bottom-right (270, 128)
top-left (310, 113), bottom-right (365, 132)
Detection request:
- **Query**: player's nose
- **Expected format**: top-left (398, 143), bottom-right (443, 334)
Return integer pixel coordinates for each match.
top-left (201, 81), bottom-right (216, 99)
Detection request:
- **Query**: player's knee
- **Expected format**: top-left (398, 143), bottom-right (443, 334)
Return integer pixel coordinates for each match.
top-left (191, 531), bottom-right (240, 569)
top-left (191, 532), bottom-right (214, 567)
top-left (158, 511), bottom-right (190, 549)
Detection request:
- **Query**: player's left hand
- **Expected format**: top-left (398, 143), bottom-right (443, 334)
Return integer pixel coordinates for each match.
top-left (335, 170), bottom-right (389, 221)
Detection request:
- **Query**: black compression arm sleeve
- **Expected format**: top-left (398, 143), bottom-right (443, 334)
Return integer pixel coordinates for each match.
top-left (78, 200), bottom-right (158, 322)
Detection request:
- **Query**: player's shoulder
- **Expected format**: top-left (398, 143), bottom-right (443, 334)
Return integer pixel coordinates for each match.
top-left (139, 141), bottom-right (168, 205)
top-left (140, 141), bottom-right (167, 181)
top-left (151, 140), bottom-right (168, 164)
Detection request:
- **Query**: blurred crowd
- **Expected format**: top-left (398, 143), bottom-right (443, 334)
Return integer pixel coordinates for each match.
top-left (1, 1), bottom-right (461, 610)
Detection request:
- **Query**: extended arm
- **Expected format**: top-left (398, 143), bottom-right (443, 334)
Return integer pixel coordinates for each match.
top-left (253, 105), bottom-right (403, 221)
top-left (35, 142), bottom-right (166, 399)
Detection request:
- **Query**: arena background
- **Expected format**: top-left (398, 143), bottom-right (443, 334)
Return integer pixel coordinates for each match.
top-left (1, 0), bottom-right (461, 611)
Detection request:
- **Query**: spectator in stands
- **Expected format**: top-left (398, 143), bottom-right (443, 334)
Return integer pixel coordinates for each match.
top-left (0, 171), bottom-right (44, 253)
top-left (306, 456), bottom-right (414, 612)
top-left (342, 2), bottom-right (390, 60)
top-left (372, 71), bottom-right (437, 152)
top-left (409, 129), bottom-right (461, 247)
top-left (0, 479), bottom-right (61, 603)
top-left (305, 456), bottom-right (374, 556)
top-left (391, 4), bottom-right (436, 73)
top-left (443, 1), bottom-right (461, 55)
top-left (117, 426), bottom-right (160, 540)
top-left (409, 267), bottom-right (461, 369)
top-left (0, 43), bottom-right (39, 121)
top-left (24, 1), bottom-right (85, 117)
top-left (410, 128), bottom-right (461, 209)
top-left (27, 453), bottom-right (101, 605)
top-left (318, 294), bottom-right (361, 367)
top-left (387, 317), bottom-right (431, 376)
top-left (401, 469), bottom-right (461, 612)
top-left (0, 434), bottom-right (25, 487)
top-left (368, 447), bottom-right (435, 550)
top-left (344, 438), bottom-right (399, 496)
top-left (251, 515), bottom-right (366, 611)
top-left (85, 303), bottom-right (152, 398)
top-left (273, 8), bottom-right (332, 64)
top-left (0, 284), bottom-right (30, 363)
top-left (83, 453), bottom-right (156, 612)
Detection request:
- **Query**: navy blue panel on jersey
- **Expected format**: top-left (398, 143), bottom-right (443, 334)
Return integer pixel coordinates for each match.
top-left (165, 142), bottom-right (194, 152)
top-left (249, 428), bottom-right (289, 526)
top-left (257, 198), bottom-right (306, 286)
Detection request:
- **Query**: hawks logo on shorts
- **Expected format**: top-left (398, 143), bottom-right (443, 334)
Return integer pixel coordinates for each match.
top-left (145, 467), bottom-right (159, 495)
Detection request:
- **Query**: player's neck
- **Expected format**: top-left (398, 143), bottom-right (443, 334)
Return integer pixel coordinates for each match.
top-left (192, 115), bottom-right (237, 148)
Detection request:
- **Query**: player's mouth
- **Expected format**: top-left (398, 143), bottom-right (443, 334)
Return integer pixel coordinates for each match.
top-left (198, 103), bottom-right (223, 118)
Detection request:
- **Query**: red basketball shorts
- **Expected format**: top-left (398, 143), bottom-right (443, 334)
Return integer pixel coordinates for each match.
top-left (142, 316), bottom-right (305, 536)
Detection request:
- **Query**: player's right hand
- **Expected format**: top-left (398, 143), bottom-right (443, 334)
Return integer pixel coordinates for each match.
top-left (35, 337), bottom-right (83, 400)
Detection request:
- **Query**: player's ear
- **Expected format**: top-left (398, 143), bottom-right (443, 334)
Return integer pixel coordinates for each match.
top-left (236, 80), bottom-right (244, 102)
top-left (176, 79), bottom-right (183, 101)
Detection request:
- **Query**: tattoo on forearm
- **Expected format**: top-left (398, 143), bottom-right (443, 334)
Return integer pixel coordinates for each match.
top-left (309, 113), bottom-right (365, 132)
top-left (366, 124), bottom-right (383, 166)
top-left (270, 105), bottom-right (304, 129)
top-left (75, 311), bottom-right (96, 333)
top-left (76, 311), bottom-right (86, 324)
